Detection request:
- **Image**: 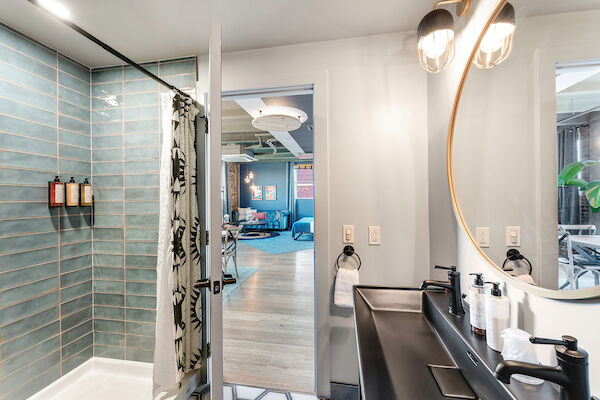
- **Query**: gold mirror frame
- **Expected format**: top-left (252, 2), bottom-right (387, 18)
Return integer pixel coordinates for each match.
top-left (447, 0), bottom-right (600, 299)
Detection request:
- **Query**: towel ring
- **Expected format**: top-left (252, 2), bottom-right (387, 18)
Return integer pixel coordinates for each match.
top-left (336, 245), bottom-right (361, 270)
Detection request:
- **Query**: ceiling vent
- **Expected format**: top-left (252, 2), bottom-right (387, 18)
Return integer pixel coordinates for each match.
top-left (252, 106), bottom-right (308, 132)
top-left (221, 144), bottom-right (257, 162)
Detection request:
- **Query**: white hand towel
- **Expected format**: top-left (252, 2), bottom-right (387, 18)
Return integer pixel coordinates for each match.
top-left (334, 268), bottom-right (360, 308)
top-left (513, 274), bottom-right (537, 286)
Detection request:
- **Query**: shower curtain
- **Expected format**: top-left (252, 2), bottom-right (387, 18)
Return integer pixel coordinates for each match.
top-left (153, 92), bottom-right (202, 398)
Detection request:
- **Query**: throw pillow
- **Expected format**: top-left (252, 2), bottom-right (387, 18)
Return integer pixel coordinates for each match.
top-left (238, 207), bottom-right (251, 221)
top-left (253, 212), bottom-right (267, 220)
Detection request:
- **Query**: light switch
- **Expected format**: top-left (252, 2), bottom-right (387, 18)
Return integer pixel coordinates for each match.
top-left (506, 226), bottom-right (520, 247)
top-left (368, 226), bottom-right (381, 245)
top-left (476, 227), bottom-right (490, 248)
top-left (343, 225), bottom-right (355, 244)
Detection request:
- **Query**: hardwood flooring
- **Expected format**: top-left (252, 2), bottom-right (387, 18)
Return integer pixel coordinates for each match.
top-left (223, 242), bottom-right (315, 394)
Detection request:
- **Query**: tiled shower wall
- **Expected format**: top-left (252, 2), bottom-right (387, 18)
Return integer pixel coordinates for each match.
top-left (0, 23), bottom-right (93, 399)
top-left (90, 57), bottom-right (197, 362)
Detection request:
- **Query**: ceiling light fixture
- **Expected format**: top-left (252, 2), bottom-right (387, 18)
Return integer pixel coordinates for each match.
top-left (252, 106), bottom-right (308, 132)
top-left (417, 0), bottom-right (471, 74)
top-left (37, 0), bottom-right (70, 19)
top-left (473, 2), bottom-right (515, 69)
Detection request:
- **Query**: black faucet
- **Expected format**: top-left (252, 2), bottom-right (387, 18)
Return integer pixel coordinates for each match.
top-left (420, 265), bottom-right (465, 316)
top-left (494, 335), bottom-right (590, 400)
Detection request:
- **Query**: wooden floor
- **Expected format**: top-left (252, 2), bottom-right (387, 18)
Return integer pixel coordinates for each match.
top-left (223, 242), bottom-right (315, 394)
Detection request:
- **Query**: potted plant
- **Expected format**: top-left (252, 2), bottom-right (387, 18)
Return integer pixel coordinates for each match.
top-left (558, 160), bottom-right (600, 212)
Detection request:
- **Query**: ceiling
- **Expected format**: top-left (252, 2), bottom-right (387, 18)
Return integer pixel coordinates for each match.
top-left (222, 94), bottom-right (313, 162)
top-left (514, 0), bottom-right (600, 18)
top-left (2, 0), bottom-right (427, 68)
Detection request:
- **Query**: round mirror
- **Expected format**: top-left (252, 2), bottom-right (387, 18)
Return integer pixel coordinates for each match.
top-left (450, 0), bottom-right (600, 298)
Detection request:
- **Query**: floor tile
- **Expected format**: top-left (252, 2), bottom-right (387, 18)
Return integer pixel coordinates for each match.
top-left (260, 392), bottom-right (288, 400)
top-left (290, 393), bottom-right (318, 400)
top-left (236, 384), bottom-right (267, 399)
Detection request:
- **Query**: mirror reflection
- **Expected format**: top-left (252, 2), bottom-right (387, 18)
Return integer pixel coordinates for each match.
top-left (453, 0), bottom-right (600, 293)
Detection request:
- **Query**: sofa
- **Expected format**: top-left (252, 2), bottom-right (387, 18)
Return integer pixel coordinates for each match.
top-left (235, 208), bottom-right (290, 231)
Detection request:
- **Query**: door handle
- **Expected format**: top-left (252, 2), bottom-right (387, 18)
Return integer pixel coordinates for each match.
top-left (195, 279), bottom-right (211, 289)
top-left (223, 273), bottom-right (237, 286)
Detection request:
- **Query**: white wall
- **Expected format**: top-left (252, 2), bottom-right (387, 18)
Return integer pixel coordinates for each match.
top-left (427, 0), bottom-right (600, 394)
top-left (198, 32), bottom-right (430, 395)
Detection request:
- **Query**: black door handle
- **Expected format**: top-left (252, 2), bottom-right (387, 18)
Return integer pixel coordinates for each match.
top-left (195, 279), bottom-right (210, 289)
top-left (223, 273), bottom-right (237, 285)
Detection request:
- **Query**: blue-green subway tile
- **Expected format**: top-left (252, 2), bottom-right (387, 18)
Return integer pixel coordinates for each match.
top-left (59, 144), bottom-right (90, 161)
top-left (0, 262), bottom-right (57, 290)
top-left (92, 82), bottom-right (122, 97)
top-left (93, 266), bottom-right (124, 281)
top-left (126, 295), bottom-right (156, 309)
top-left (0, 185), bottom-right (47, 201)
top-left (124, 106), bottom-right (158, 121)
top-left (91, 122), bottom-right (122, 137)
top-left (163, 74), bottom-right (196, 89)
top-left (0, 231), bottom-right (57, 254)
top-left (92, 227), bottom-right (123, 240)
top-left (0, 132), bottom-right (57, 156)
top-left (92, 67), bottom-right (122, 84)
top-left (93, 188), bottom-right (123, 201)
top-left (124, 79), bottom-right (158, 93)
top-left (60, 280), bottom-right (91, 303)
top-left (94, 318), bottom-right (125, 333)
top-left (0, 25), bottom-right (57, 66)
top-left (125, 228), bottom-right (158, 241)
top-left (125, 214), bottom-right (158, 228)
top-left (61, 293), bottom-right (92, 316)
top-left (61, 254), bottom-right (91, 273)
top-left (93, 240), bottom-right (124, 253)
top-left (59, 114), bottom-right (90, 135)
top-left (92, 108), bottom-right (123, 123)
top-left (60, 241), bottom-right (92, 259)
top-left (60, 267), bottom-right (91, 287)
top-left (124, 92), bottom-right (158, 107)
top-left (92, 134), bottom-right (123, 149)
top-left (59, 86), bottom-right (88, 106)
top-left (94, 344), bottom-right (125, 359)
top-left (61, 319), bottom-right (92, 346)
top-left (94, 331), bottom-right (125, 346)
top-left (59, 100), bottom-right (90, 121)
top-left (1, 348), bottom-right (60, 395)
top-left (0, 43), bottom-right (56, 81)
top-left (126, 334), bottom-right (155, 350)
top-left (125, 160), bottom-right (159, 174)
top-left (93, 279), bottom-right (123, 294)
top-left (126, 348), bottom-right (154, 363)
top-left (0, 290), bottom-right (58, 327)
top-left (60, 130), bottom-right (91, 148)
top-left (2, 364), bottom-right (60, 399)
top-left (93, 202), bottom-right (124, 214)
top-left (125, 255), bottom-right (156, 269)
top-left (159, 59), bottom-right (196, 76)
top-left (126, 308), bottom-right (155, 323)
top-left (126, 268), bottom-right (156, 282)
top-left (92, 161), bottom-right (122, 175)
top-left (125, 201), bottom-right (158, 214)
top-left (93, 175), bottom-right (123, 187)
top-left (125, 282), bottom-right (155, 296)
top-left (0, 335), bottom-right (59, 378)
top-left (93, 305), bottom-right (124, 320)
top-left (59, 56), bottom-right (90, 83)
top-left (62, 306), bottom-right (92, 331)
top-left (94, 293), bottom-right (124, 306)
top-left (124, 133), bottom-right (159, 147)
top-left (123, 63), bottom-right (158, 80)
top-left (0, 202), bottom-right (55, 219)
top-left (124, 119), bottom-right (159, 133)
top-left (125, 321), bottom-right (154, 336)
top-left (0, 217), bottom-right (58, 236)
top-left (93, 253), bottom-right (124, 267)
top-left (59, 214), bottom-right (92, 230)
top-left (0, 306), bottom-right (58, 342)
top-left (0, 96), bottom-right (55, 127)
top-left (0, 151), bottom-right (57, 171)
top-left (0, 321), bottom-right (59, 359)
top-left (0, 247), bottom-right (58, 273)
top-left (60, 227), bottom-right (92, 244)
top-left (125, 241), bottom-right (157, 255)
top-left (0, 277), bottom-right (58, 308)
top-left (0, 79), bottom-right (56, 111)
top-left (0, 114), bottom-right (56, 141)
top-left (62, 345), bottom-right (92, 374)
top-left (93, 148), bottom-right (123, 162)
top-left (62, 332), bottom-right (92, 359)
top-left (124, 187), bottom-right (158, 200)
top-left (92, 96), bottom-right (123, 111)
top-left (0, 59), bottom-right (56, 97)
top-left (59, 71), bottom-right (89, 96)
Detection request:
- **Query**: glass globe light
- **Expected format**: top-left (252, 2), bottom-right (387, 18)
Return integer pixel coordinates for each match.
top-left (417, 9), bottom-right (455, 73)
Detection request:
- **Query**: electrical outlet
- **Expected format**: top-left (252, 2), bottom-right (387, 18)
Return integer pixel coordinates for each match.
top-left (343, 225), bottom-right (355, 244)
top-left (476, 227), bottom-right (490, 248)
top-left (368, 226), bottom-right (381, 245)
top-left (506, 226), bottom-right (520, 247)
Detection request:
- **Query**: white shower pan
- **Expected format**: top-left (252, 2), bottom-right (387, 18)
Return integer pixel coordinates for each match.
top-left (28, 357), bottom-right (199, 400)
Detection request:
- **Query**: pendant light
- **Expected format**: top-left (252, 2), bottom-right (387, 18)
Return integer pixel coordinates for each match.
top-left (417, 0), bottom-right (470, 74)
top-left (473, 2), bottom-right (515, 69)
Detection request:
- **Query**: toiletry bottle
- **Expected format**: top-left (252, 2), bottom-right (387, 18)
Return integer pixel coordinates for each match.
top-left (65, 177), bottom-right (79, 207)
top-left (485, 282), bottom-right (510, 352)
top-left (469, 273), bottom-right (486, 335)
top-left (80, 178), bottom-right (93, 206)
top-left (48, 176), bottom-right (64, 207)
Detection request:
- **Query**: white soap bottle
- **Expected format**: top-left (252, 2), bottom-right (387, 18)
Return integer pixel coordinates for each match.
top-left (468, 273), bottom-right (486, 335)
top-left (485, 282), bottom-right (510, 352)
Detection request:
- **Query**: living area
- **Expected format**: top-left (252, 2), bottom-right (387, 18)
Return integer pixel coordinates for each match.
top-left (220, 90), bottom-right (316, 394)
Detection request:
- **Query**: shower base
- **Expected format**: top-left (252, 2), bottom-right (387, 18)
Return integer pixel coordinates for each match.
top-left (28, 357), bottom-right (199, 400)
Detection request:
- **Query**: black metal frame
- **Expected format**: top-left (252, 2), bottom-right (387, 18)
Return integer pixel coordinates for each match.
top-left (27, 0), bottom-right (194, 100)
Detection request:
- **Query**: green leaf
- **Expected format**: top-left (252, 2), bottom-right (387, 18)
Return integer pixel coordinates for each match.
top-left (558, 160), bottom-right (600, 186)
top-left (585, 182), bottom-right (600, 209)
top-left (564, 178), bottom-right (588, 188)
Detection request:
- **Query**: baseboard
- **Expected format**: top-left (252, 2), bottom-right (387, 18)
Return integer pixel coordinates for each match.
top-left (330, 382), bottom-right (360, 400)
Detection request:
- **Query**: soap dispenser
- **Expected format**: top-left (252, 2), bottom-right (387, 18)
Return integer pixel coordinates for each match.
top-left (485, 282), bottom-right (510, 352)
top-left (469, 273), bottom-right (486, 335)
top-left (65, 177), bottom-right (79, 207)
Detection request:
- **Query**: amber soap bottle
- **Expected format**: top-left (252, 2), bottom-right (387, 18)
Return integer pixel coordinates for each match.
top-left (49, 176), bottom-right (64, 207)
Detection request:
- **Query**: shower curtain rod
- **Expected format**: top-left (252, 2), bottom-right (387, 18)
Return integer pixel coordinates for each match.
top-left (28, 0), bottom-right (194, 100)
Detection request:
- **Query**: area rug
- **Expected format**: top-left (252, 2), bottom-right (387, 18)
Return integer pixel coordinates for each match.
top-left (222, 266), bottom-right (259, 298)
top-left (238, 230), bottom-right (314, 255)
top-left (238, 231), bottom-right (280, 240)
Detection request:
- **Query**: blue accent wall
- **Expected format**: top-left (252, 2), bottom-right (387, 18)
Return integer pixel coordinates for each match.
top-left (296, 198), bottom-right (314, 221)
top-left (240, 162), bottom-right (288, 210)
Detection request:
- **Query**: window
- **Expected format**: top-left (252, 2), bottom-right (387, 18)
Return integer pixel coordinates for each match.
top-left (296, 168), bottom-right (313, 199)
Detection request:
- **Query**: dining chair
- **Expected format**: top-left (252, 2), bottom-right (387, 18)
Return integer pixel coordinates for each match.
top-left (222, 226), bottom-right (242, 278)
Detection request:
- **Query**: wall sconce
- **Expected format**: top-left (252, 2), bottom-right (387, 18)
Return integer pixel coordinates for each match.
top-left (417, 0), bottom-right (470, 73)
top-left (473, 2), bottom-right (515, 69)
top-left (244, 171), bottom-right (255, 184)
